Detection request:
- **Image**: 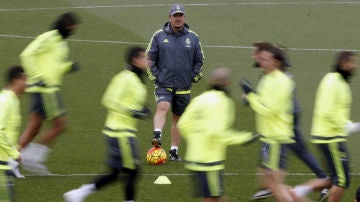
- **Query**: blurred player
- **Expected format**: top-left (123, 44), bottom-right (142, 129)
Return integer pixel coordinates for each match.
top-left (178, 67), bottom-right (259, 202)
top-left (250, 42), bottom-right (330, 201)
top-left (0, 66), bottom-right (27, 201)
top-left (19, 12), bottom-right (80, 174)
top-left (310, 51), bottom-right (359, 202)
top-left (64, 46), bottom-right (150, 202)
top-left (146, 3), bottom-right (204, 161)
top-left (241, 45), bottom-right (296, 202)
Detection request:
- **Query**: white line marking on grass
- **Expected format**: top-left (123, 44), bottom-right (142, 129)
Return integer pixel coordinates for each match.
top-left (0, 2), bottom-right (360, 12)
top-left (25, 172), bottom-right (360, 177)
top-left (1, 34), bottom-right (359, 52)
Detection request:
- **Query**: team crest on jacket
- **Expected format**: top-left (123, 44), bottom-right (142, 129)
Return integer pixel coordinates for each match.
top-left (185, 38), bottom-right (191, 48)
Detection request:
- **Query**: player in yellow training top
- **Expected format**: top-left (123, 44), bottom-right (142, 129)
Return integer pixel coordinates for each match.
top-left (178, 67), bottom-right (258, 202)
top-left (311, 51), bottom-right (359, 202)
top-left (64, 46), bottom-right (150, 202)
top-left (19, 12), bottom-right (80, 174)
top-left (0, 66), bottom-right (27, 201)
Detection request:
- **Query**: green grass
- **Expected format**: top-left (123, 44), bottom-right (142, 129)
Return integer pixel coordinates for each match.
top-left (1, 0), bottom-right (360, 201)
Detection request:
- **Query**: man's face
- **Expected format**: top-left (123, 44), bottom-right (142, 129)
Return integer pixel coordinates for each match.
top-left (258, 50), bottom-right (278, 73)
top-left (133, 51), bottom-right (148, 70)
top-left (66, 24), bottom-right (77, 36)
top-left (14, 73), bottom-right (27, 94)
top-left (342, 56), bottom-right (358, 72)
top-left (169, 13), bottom-right (185, 30)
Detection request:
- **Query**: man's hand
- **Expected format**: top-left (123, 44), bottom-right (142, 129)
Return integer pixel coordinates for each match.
top-left (193, 72), bottom-right (204, 83)
top-left (346, 121), bottom-right (360, 134)
top-left (240, 79), bottom-right (255, 94)
top-left (133, 107), bottom-right (152, 119)
top-left (70, 62), bottom-right (80, 72)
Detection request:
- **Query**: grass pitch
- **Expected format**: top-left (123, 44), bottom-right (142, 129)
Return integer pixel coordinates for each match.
top-left (1, 0), bottom-right (360, 201)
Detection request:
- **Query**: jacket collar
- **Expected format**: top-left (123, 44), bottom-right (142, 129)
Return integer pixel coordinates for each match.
top-left (163, 22), bottom-right (189, 35)
top-left (126, 65), bottom-right (145, 83)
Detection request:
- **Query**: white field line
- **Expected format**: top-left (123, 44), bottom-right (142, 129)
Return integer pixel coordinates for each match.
top-left (1, 34), bottom-right (359, 52)
top-left (24, 172), bottom-right (360, 177)
top-left (0, 2), bottom-right (360, 12)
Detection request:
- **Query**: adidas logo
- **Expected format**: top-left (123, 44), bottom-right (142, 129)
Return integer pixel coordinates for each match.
top-left (163, 38), bottom-right (169, 43)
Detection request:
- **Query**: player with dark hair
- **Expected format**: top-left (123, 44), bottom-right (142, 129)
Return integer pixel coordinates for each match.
top-left (310, 51), bottom-right (359, 202)
top-left (241, 44), bottom-right (296, 201)
top-left (0, 66), bottom-right (27, 201)
top-left (250, 42), bottom-right (330, 201)
top-left (146, 3), bottom-right (204, 161)
top-left (64, 46), bottom-right (150, 202)
top-left (19, 12), bottom-right (80, 174)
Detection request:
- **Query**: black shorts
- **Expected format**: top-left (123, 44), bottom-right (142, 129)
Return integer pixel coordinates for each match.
top-left (190, 170), bottom-right (224, 198)
top-left (317, 142), bottom-right (350, 188)
top-left (260, 142), bottom-right (288, 170)
top-left (105, 135), bottom-right (140, 170)
top-left (154, 87), bottom-right (190, 116)
top-left (28, 92), bottom-right (66, 119)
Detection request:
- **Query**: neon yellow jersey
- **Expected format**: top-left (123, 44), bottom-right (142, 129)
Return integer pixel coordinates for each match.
top-left (246, 70), bottom-right (294, 144)
top-left (102, 70), bottom-right (147, 138)
top-left (0, 90), bottom-right (21, 169)
top-left (178, 90), bottom-right (253, 171)
top-left (20, 30), bottom-right (73, 93)
top-left (311, 73), bottom-right (351, 143)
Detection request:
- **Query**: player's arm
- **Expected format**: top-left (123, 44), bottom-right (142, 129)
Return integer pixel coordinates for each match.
top-left (145, 31), bottom-right (160, 81)
top-left (0, 100), bottom-right (20, 160)
top-left (20, 35), bottom-right (52, 83)
top-left (192, 36), bottom-right (205, 82)
top-left (246, 85), bottom-right (290, 119)
top-left (208, 99), bottom-right (257, 144)
top-left (20, 33), bottom-right (53, 72)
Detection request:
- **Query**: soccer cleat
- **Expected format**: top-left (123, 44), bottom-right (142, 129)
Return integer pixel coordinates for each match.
top-left (151, 131), bottom-right (162, 147)
top-left (21, 143), bottom-right (51, 174)
top-left (251, 189), bottom-right (273, 200)
top-left (21, 159), bottom-right (51, 175)
top-left (169, 149), bottom-right (182, 161)
top-left (318, 188), bottom-right (329, 202)
top-left (64, 184), bottom-right (95, 202)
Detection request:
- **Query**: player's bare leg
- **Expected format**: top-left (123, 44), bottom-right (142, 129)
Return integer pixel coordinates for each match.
top-left (152, 101), bottom-right (170, 147)
top-left (38, 116), bottom-right (66, 145)
top-left (170, 114), bottom-right (181, 147)
top-left (19, 112), bottom-right (44, 149)
top-left (328, 186), bottom-right (344, 202)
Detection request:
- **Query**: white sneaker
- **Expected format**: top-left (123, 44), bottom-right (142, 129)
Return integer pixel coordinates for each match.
top-left (64, 184), bottom-right (95, 202)
top-left (8, 158), bottom-right (25, 178)
top-left (21, 159), bottom-right (51, 175)
top-left (21, 143), bottom-right (51, 175)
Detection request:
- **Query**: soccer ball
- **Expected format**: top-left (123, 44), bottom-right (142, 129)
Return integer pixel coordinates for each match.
top-left (146, 147), bottom-right (167, 165)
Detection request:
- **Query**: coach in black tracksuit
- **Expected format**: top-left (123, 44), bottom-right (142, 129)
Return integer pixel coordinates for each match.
top-left (146, 3), bottom-right (204, 161)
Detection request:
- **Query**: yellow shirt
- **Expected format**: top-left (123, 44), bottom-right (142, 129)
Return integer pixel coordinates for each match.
top-left (0, 90), bottom-right (21, 169)
top-left (178, 90), bottom-right (253, 171)
top-left (101, 69), bottom-right (147, 138)
top-left (20, 30), bottom-right (73, 93)
top-left (311, 72), bottom-right (351, 143)
top-left (246, 70), bottom-right (294, 144)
